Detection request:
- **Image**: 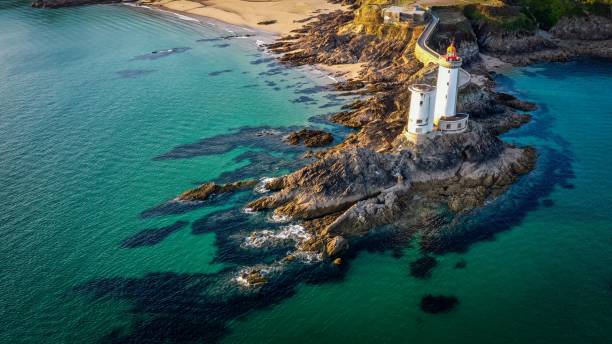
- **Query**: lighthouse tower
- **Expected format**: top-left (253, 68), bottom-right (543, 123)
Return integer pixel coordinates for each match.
top-left (405, 84), bottom-right (436, 140)
top-left (433, 42), bottom-right (462, 126)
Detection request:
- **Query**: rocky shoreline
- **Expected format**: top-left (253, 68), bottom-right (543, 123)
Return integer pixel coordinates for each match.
top-left (235, 2), bottom-right (611, 274)
top-left (155, 1), bottom-right (609, 280)
top-left (32, 0), bottom-right (611, 284)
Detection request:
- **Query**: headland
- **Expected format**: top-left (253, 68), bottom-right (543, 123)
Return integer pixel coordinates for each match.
top-left (31, 0), bottom-right (612, 284)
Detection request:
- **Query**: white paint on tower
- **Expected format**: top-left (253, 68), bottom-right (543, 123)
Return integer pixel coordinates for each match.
top-left (406, 84), bottom-right (436, 135)
top-left (433, 61), bottom-right (462, 125)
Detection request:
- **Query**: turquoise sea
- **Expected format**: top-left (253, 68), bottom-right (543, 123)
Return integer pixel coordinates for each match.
top-left (1, 1), bottom-right (612, 343)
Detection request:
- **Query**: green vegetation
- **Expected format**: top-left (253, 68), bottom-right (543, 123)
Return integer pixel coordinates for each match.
top-left (464, 3), bottom-right (536, 31)
top-left (464, 1), bottom-right (611, 31)
top-left (517, 0), bottom-right (611, 29)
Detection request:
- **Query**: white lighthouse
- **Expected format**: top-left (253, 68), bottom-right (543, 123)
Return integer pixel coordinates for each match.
top-left (405, 84), bottom-right (436, 137)
top-left (433, 42), bottom-right (462, 126)
top-left (404, 42), bottom-right (469, 144)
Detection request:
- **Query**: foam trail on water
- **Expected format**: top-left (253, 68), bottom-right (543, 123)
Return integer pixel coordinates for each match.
top-left (242, 224), bottom-right (312, 249)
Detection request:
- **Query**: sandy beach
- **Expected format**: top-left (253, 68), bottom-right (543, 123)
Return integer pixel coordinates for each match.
top-left (140, 0), bottom-right (364, 79)
top-left (142, 0), bottom-right (346, 35)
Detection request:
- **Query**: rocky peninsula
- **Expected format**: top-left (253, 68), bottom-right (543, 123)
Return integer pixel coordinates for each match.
top-left (243, 0), bottom-right (610, 266)
top-left (33, 0), bottom-right (612, 282)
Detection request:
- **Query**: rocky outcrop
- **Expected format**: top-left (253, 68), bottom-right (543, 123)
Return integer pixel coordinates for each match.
top-left (325, 236), bottom-right (349, 257)
top-left (32, 0), bottom-right (131, 8)
top-left (465, 5), bottom-right (612, 65)
top-left (242, 270), bottom-right (267, 286)
top-left (286, 129), bottom-right (333, 147)
top-left (496, 92), bottom-right (537, 112)
top-left (247, 148), bottom-right (408, 219)
top-left (551, 15), bottom-right (612, 41)
top-left (178, 180), bottom-right (257, 202)
top-left (248, 120), bottom-right (535, 241)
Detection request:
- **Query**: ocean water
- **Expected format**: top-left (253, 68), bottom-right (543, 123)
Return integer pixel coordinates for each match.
top-left (1, 1), bottom-right (612, 344)
top-left (0, 1), bottom-right (348, 343)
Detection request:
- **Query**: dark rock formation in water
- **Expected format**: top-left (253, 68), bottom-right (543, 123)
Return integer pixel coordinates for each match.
top-left (32, 0), bottom-right (132, 8)
top-left (121, 221), bottom-right (189, 248)
top-left (409, 256), bottom-right (438, 279)
top-left (420, 295), bottom-right (459, 313)
top-left (177, 180), bottom-right (257, 202)
top-left (286, 129), bottom-right (334, 147)
top-left (454, 259), bottom-right (467, 269)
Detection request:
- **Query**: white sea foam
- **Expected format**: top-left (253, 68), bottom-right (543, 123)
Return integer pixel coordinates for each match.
top-left (242, 224), bottom-right (311, 249)
top-left (269, 213), bottom-right (291, 223)
top-left (233, 264), bottom-right (282, 287)
top-left (289, 250), bottom-right (324, 264)
top-left (254, 177), bottom-right (276, 194)
top-left (242, 207), bottom-right (256, 214)
top-left (173, 13), bottom-right (200, 22)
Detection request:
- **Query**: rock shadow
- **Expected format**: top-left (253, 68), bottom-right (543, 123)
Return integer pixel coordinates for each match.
top-left (139, 189), bottom-right (253, 219)
top-left (121, 221), bottom-right (189, 248)
top-left (115, 69), bottom-right (156, 79)
top-left (131, 47), bottom-right (191, 61)
top-left (208, 69), bottom-right (233, 76)
top-left (409, 256), bottom-right (438, 279)
top-left (153, 126), bottom-right (302, 161)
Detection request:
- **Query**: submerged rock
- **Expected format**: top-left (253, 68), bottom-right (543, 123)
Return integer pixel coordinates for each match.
top-left (409, 256), bottom-right (438, 279)
top-left (178, 180), bottom-right (257, 202)
top-left (420, 295), bottom-right (459, 313)
top-left (243, 270), bottom-right (268, 286)
top-left (454, 259), bottom-right (467, 269)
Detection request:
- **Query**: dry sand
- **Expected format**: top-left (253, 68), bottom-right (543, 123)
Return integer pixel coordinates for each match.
top-left (140, 0), bottom-right (364, 78)
top-left (142, 0), bottom-right (346, 35)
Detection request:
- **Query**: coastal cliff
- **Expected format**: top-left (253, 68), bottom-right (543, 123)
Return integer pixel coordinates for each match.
top-left (465, 3), bottom-right (612, 64)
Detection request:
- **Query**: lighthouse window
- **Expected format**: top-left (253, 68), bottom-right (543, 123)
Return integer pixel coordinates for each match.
top-left (447, 82), bottom-right (449, 86)
top-left (419, 101), bottom-right (423, 105)
top-left (416, 128), bottom-right (422, 133)
top-left (446, 124), bottom-right (451, 129)
top-left (416, 119), bottom-right (423, 124)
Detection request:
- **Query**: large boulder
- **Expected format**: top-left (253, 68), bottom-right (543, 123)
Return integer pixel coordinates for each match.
top-left (286, 129), bottom-right (333, 147)
top-left (325, 236), bottom-right (349, 257)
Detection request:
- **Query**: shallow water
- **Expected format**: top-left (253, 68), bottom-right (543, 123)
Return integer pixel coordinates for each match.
top-left (2, 1), bottom-right (612, 343)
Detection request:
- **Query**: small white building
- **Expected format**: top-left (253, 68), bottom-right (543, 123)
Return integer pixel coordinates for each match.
top-left (382, 5), bottom-right (427, 24)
